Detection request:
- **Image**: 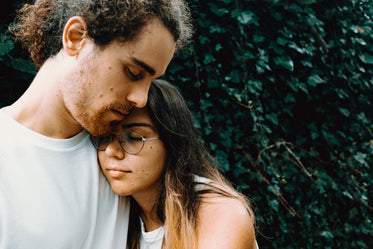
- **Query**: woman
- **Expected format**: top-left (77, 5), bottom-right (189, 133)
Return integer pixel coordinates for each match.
top-left (91, 79), bottom-right (258, 249)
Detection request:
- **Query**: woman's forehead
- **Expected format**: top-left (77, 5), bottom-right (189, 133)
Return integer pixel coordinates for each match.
top-left (115, 108), bottom-right (154, 131)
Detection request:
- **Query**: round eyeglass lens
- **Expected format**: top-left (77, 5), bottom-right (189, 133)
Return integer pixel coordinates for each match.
top-left (90, 135), bottom-right (112, 151)
top-left (120, 131), bottom-right (144, 154)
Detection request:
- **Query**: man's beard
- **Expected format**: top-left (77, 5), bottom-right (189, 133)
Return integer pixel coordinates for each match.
top-left (75, 106), bottom-right (112, 137)
top-left (78, 104), bottom-right (131, 137)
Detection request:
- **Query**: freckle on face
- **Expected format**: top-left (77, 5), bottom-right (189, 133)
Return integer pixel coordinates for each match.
top-left (110, 87), bottom-right (113, 91)
top-left (99, 94), bottom-right (103, 98)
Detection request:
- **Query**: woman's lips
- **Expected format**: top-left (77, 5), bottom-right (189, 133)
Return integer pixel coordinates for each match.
top-left (107, 168), bottom-right (131, 177)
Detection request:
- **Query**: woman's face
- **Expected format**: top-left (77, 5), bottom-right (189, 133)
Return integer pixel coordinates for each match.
top-left (98, 108), bottom-right (166, 200)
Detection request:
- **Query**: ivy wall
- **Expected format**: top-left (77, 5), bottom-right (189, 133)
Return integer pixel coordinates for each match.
top-left (1, 0), bottom-right (372, 248)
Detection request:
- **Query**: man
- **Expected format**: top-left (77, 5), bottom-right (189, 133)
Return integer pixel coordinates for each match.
top-left (0, 0), bottom-right (192, 248)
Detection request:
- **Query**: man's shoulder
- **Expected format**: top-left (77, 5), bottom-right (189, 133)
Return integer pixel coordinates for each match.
top-left (0, 109), bottom-right (21, 151)
top-left (0, 107), bottom-right (22, 135)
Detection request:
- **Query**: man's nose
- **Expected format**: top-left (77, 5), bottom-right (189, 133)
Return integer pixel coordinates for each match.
top-left (126, 80), bottom-right (151, 109)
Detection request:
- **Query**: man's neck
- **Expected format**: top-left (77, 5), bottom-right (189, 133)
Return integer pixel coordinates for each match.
top-left (4, 57), bottom-right (83, 139)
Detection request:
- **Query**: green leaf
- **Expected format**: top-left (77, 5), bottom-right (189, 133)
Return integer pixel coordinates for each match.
top-left (338, 108), bottom-right (350, 117)
top-left (243, 50), bottom-right (256, 60)
top-left (207, 78), bottom-right (219, 88)
top-left (359, 53), bottom-right (373, 64)
top-left (353, 38), bottom-right (367, 46)
top-left (248, 80), bottom-right (263, 93)
top-left (230, 9), bottom-right (240, 18)
top-left (215, 150), bottom-right (230, 172)
top-left (284, 93), bottom-right (295, 103)
top-left (268, 199), bottom-right (279, 212)
top-left (168, 63), bottom-right (185, 73)
top-left (353, 152), bottom-right (368, 166)
top-left (320, 231), bottom-right (334, 240)
top-left (356, 112), bottom-right (369, 124)
top-left (276, 37), bottom-right (290, 46)
top-left (300, 60), bottom-right (313, 68)
top-left (203, 54), bottom-right (216, 64)
top-left (307, 75), bottom-right (325, 86)
top-left (297, 0), bottom-right (317, 5)
top-left (273, 56), bottom-right (294, 71)
top-left (288, 43), bottom-right (308, 54)
top-left (265, 113), bottom-right (279, 126)
top-left (253, 34), bottom-right (265, 44)
top-left (0, 34), bottom-right (14, 57)
top-left (209, 25), bottom-right (221, 34)
top-left (215, 43), bottom-right (223, 52)
top-left (9, 57), bottom-right (36, 75)
top-left (342, 191), bottom-right (353, 200)
top-left (237, 11), bottom-right (256, 25)
top-left (198, 35), bottom-right (210, 45)
top-left (229, 69), bottom-right (241, 84)
top-left (208, 3), bottom-right (229, 17)
top-left (287, 3), bottom-right (303, 12)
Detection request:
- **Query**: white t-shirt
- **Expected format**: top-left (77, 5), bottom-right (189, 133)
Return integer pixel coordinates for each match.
top-left (139, 219), bottom-right (164, 249)
top-left (0, 109), bottom-right (130, 249)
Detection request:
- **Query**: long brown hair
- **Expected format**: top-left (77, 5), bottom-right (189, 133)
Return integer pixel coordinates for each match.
top-left (127, 79), bottom-right (255, 249)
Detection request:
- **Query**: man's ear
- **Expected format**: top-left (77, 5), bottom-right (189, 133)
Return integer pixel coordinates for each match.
top-left (62, 16), bottom-right (88, 56)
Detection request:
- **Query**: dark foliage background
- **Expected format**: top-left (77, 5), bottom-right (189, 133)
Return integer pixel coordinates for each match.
top-left (1, 0), bottom-right (372, 248)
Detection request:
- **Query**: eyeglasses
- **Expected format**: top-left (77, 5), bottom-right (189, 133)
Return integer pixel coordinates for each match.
top-left (90, 131), bottom-right (160, 155)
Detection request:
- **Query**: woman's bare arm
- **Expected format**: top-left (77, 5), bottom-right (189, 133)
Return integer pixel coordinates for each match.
top-left (196, 184), bottom-right (256, 249)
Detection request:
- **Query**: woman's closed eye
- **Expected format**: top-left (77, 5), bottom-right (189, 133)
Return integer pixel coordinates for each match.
top-left (121, 131), bottom-right (144, 142)
top-left (128, 135), bottom-right (143, 141)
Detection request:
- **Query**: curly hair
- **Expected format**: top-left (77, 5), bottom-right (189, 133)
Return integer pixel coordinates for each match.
top-left (10, 0), bottom-right (193, 67)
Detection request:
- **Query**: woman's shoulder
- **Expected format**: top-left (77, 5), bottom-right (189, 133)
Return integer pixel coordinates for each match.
top-left (196, 181), bottom-right (256, 249)
top-left (197, 181), bottom-right (250, 217)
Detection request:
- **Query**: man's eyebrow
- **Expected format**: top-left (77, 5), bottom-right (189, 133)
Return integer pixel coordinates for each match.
top-left (122, 123), bottom-right (154, 129)
top-left (131, 57), bottom-right (156, 76)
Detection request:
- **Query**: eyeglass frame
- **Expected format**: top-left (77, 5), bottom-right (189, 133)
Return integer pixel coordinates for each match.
top-left (90, 131), bottom-right (160, 155)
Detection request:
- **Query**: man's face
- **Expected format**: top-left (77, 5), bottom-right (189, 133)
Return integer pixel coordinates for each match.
top-left (62, 20), bottom-right (176, 136)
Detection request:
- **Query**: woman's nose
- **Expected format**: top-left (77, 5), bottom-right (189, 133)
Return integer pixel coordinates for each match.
top-left (105, 139), bottom-right (124, 160)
